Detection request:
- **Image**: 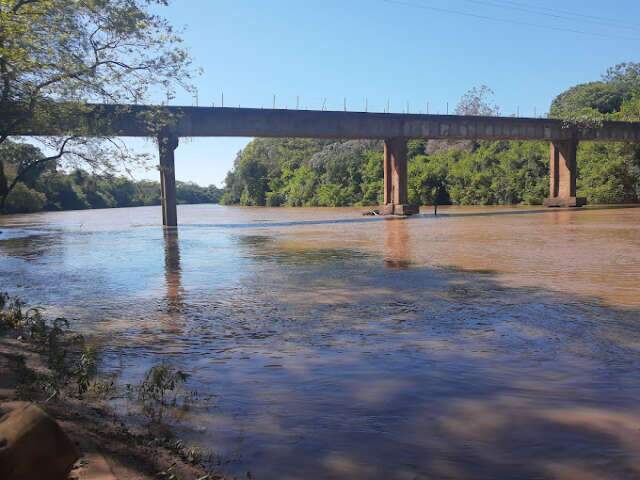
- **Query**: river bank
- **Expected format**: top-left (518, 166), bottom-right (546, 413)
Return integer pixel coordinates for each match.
top-left (0, 295), bottom-right (218, 480)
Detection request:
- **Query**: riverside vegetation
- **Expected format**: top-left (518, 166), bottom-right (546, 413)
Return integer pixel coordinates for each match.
top-left (221, 65), bottom-right (640, 208)
top-left (0, 292), bottom-right (217, 479)
top-left (0, 149), bottom-right (222, 214)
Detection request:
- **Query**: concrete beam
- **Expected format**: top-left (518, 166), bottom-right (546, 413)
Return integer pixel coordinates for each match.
top-left (5, 103), bottom-right (640, 143)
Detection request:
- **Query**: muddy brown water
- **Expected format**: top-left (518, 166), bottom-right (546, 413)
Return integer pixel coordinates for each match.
top-left (1, 205), bottom-right (639, 479)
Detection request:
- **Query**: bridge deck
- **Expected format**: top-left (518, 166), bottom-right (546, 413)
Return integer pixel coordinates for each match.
top-left (5, 104), bottom-right (640, 142)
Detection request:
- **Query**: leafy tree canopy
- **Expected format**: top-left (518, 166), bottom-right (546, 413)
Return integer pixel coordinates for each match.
top-left (0, 0), bottom-right (195, 208)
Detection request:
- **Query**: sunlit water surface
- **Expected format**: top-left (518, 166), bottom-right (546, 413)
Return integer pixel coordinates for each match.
top-left (1, 205), bottom-right (640, 480)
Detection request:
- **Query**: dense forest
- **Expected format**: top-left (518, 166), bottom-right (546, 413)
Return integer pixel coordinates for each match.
top-left (221, 64), bottom-right (640, 207)
top-left (0, 141), bottom-right (222, 214)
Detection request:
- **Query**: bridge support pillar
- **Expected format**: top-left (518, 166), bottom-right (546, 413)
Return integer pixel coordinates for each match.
top-left (383, 138), bottom-right (419, 215)
top-left (544, 140), bottom-right (586, 208)
top-left (159, 135), bottom-right (179, 227)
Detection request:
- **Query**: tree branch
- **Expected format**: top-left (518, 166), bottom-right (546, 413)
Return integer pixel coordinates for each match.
top-left (1, 136), bottom-right (76, 208)
top-left (12, 0), bottom-right (41, 14)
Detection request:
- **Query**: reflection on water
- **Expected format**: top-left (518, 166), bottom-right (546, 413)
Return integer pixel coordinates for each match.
top-left (1, 204), bottom-right (640, 479)
top-left (163, 229), bottom-right (183, 311)
top-left (384, 218), bottom-right (411, 269)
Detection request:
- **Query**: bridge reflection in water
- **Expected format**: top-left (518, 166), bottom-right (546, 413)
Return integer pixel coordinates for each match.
top-left (384, 218), bottom-right (412, 269)
top-left (162, 228), bottom-right (184, 311)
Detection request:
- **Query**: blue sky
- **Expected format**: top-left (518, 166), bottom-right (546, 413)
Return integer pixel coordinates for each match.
top-left (130, 0), bottom-right (640, 186)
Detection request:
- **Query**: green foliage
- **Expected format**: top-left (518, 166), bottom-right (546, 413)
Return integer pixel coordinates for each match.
top-left (316, 183), bottom-right (353, 207)
top-left (1, 0), bottom-right (195, 207)
top-left (0, 293), bottom-right (26, 329)
top-left (220, 72), bottom-right (640, 208)
top-left (550, 82), bottom-right (628, 119)
top-left (222, 136), bottom-right (550, 208)
top-left (4, 182), bottom-right (47, 213)
top-left (440, 141), bottom-right (549, 205)
top-left (0, 141), bottom-right (222, 213)
top-left (138, 362), bottom-right (191, 422)
top-left (360, 150), bottom-right (384, 205)
top-left (408, 154), bottom-right (449, 206)
top-left (547, 62), bottom-right (640, 204)
top-left (603, 62), bottom-right (640, 96)
top-left (265, 191), bottom-right (285, 207)
top-left (222, 138), bottom-right (384, 207)
top-left (577, 143), bottom-right (640, 204)
top-left (0, 293), bottom-right (100, 400)
top-left (282, 165), bottom-right (320, 206)
top-left (73, 345), bottom-right (98, 396)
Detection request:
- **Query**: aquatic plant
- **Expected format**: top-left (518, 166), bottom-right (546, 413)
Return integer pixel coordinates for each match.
top-left (138, 362), bottom-right (191, 422)
top-left (73, 345), bottom-right (98, 396)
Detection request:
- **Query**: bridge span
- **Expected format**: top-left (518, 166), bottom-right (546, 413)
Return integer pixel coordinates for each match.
top-left (6, 104), bottom-right (640, 225)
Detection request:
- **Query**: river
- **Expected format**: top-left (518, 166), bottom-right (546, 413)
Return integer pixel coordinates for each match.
top-left (1, 204), bottom-right (639, 479)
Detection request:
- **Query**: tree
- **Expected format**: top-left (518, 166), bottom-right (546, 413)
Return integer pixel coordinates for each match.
top-left (549, 62), bottom-right (640, 203)
top-left (603, 62), bottom-right (640, 96)
top-left (549, 82), bottom-right (627, 119)
top-left (455, 85), bottom-right (500, 116)
top-left (408, 154), bottom-right (449, 206)
top-left (0, 0), bottom-right (195, 210)
top-left (4, 182), bottom-right (47, 213)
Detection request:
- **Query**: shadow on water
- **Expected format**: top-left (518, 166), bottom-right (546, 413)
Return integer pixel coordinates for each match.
top-left (163, 269), bottom-right (640, 479)
top-left (2, 207), bottom-right (640, 479)
top-left (426, 203), bottom-right (640, 219)
top-left (0, 231), bottom-right (61, 259)
top-left (134, 219), bottom-right (640, 480)
top-left (158, 204), bottom-right (640, 230)
top-left (236, 234), bottom-right (374, 266)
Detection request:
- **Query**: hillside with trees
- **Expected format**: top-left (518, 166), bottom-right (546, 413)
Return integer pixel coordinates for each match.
top-left (222, 65), bottom-right (640, 207)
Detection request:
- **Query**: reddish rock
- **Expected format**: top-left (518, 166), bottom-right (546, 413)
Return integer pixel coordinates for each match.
top-left (0, 402), bottom-right (79, 480)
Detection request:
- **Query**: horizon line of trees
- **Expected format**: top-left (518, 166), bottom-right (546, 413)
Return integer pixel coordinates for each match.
top-left (0, 141), bottom-right (222, 214)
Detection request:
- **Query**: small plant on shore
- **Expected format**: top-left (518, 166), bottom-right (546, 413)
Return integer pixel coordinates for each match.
top-left (45, 317), bottom-right (71, 372)
top-left (73, 345), bottom-right (99, 396)
top-left (172, 439), bottom-right (206, 464)
top-left (0, 292), bottom-right (26, 329)
top-left (138, 362), bottom-right (191, 422)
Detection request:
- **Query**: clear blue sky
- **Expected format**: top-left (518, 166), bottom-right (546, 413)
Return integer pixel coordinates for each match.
top-left (129, 0), bottom-right (640, 186)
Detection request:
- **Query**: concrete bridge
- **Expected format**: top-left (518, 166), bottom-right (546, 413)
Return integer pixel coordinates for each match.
top-left (7, 103), bottom-right (640, 226)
